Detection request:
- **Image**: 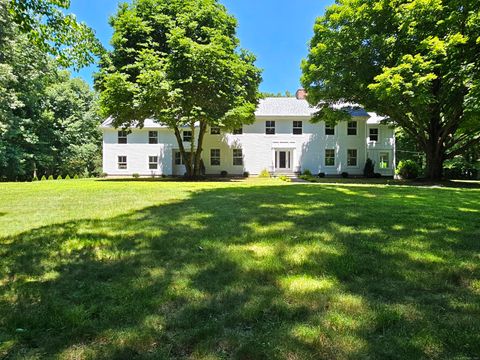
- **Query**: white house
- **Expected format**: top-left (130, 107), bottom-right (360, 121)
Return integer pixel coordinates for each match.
top-left (101, 90), bottom-right (395, 177)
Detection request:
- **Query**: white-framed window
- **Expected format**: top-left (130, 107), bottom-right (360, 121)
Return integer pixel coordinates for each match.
top-left (266, 121), bottom-right (275, 135)
top-left (233, 127), bottom-right (243, 135)
top-left (183, 131), bottom-right (192, 142)
top-left (118, 131), bottom-right (127, 144)
top-left (369, 128), bottom-right (378, 142)
top-left (325, 123), bottom-right (335, 135)
top-left (118, 156), bottom-right (127, 169)
top-left (175, 151), bottom-right (191, 165)
top-left (148, 131), bottom-right (158, 144)
top-left (149, 156), bottom-right (158, 169)
top-left (293, 121), bottom-right (303, 135)
top-left (211, 127), bottom-right (220, 135)
top-left (379, 152), bottom-right (390, 169)
top-left (347, 149), bottom-right (358, 166)
top-left (347, 121), bottom-right (357, 135)
top-left (233, 149), bottom-right (243, 166)
top-left (325, 149), bottom-right (335, 166)
top-left (211, 149), bottom-right (220, 166)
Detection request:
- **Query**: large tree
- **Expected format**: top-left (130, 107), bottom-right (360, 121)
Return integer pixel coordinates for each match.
top-left (96, 0), bottom-right (262, 177)
top-left (302, 0), bottom-right (480, 179)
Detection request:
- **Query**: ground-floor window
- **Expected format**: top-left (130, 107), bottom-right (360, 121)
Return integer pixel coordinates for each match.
top-left (149, 156), bottom-right (158, 169)
top-left (233, 149), bottom-right (243, 166)
top-left (118, 156), bottom-right (127, 169)
top-left (379, 152), bottom-right (390, 169)
top-left (211, 149), bottom-right (220, 166)
top-left (325, 149), bottom-right (335, 166)
top-left (347, 149), bottom-right (358, 166)
top-left (175, 151), bottom-right (191, 165)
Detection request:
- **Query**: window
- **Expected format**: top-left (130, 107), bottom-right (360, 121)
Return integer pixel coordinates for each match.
top-left (325, 123), bottom-right (335, 135)
top-left (211, 127), bottom-right (220, 135)
top-left (293, 121), bottom-right (303, 135)
top-left (347, 121), bottom-right (357, 135)
top-left (118, 131), bottom-right (127, 144)
top-left (266, 120), bottom-right (275, 135)
top-left (233, 127), bottom-right (243, 135)
top-left (211, 149), bottom-right (220, 166)
top-left (369, 128), bottom-right (378, 142)
top-left (347, 149), bottom-right (358, 166)
top-left (175, 151), bottom-right (191, 165)
top-left (233, 149), bottom-right (243, 166)
top-left (379, 152), bottom-right (389, 169)
top-left (183, 131), bottom-right (192, 142)
top-left (148, 131), bottom-right (158, 144)
top-left (148, 156), bottom-right (158, 169)
top-left (118, 156), bottom-right (127, 169)
top-left (325, 149), bottom-right (335, 166)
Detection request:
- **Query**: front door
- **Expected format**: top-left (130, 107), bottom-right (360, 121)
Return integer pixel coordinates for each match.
top-left (275, 150), bottom-right (292, 171)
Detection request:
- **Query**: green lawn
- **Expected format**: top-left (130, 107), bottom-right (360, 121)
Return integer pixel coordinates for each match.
top-left (0, 179), bottom-right (479, 359)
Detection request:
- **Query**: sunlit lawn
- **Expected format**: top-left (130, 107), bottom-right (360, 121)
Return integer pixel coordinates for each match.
top-left (0, 178), bottom-right (479, 359)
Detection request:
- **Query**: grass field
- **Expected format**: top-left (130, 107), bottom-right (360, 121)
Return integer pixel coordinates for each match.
top-left (0, 179), bottom-right (479, 359)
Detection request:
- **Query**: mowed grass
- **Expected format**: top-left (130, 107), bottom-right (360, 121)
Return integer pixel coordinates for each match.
top-left (0, 179), bottom-right (479, 359)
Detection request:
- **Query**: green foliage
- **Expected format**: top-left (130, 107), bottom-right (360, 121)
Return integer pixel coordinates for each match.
top-left (73, 174), bottom-right (79, 179)
top-left (40, 175), bottom-right (46, 181)
top-left (132, 173), bottom-right (140, 179)
top-left (302, 0), bottom-right (480, 179)
top-left (47, 175), bottom-right (53, 180)
top-left (56, 175), bottom-right (62, 180)
top-left (243, 171), bottom-right (249, 178)
top-left (8, 0), bottom-right (103, 68)
top-left (364, 158), bottom-right (375, 178)
top-left (396, 160), bottom-right (421, 180)
top-left (444, 156), bottom-right (479, 180)
top-left (96, 0), bottom-right (262, 177)
top-left (341, 172), bottom-right (349, 178)
top-left (278, 175), bottom-right (291, 182)
top-left (65, 175), bottom-right (71, 180)
top-left (258, 169), bottom-right (270, 178)
top-left (302, 169), bottom-right (312, 176)
top-left (32, 176), bottom-right (38, 182)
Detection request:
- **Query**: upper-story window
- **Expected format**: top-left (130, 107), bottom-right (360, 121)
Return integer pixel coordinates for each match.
top-left (293, 121), bottom-right (303, 135)
top-left (325, 123), bottom-right (335, 135)
top-left (211, 127), bottom-right (220, 135)
top-left (118, 131), bottom-right (127, 144)
top-left (183, 131), bottom-right (192, 142)
top-left (266, 121), bottom-right (275, 135)
top-left (347, 121), bottom-right (357, 135)
top-left (369, 128), bottom-right (378, 142)
top-left (149, 156), bottom-right (158, 169)
top-left (233, 127), bottom-right (243, 135)
top-left (149, 131), bottom-right (158, 144)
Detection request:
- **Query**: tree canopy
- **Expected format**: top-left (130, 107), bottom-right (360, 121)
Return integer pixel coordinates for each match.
top-left (96, 0), bottom-right (262, 177)
top-left (302, 0), bottom-right (480, 179)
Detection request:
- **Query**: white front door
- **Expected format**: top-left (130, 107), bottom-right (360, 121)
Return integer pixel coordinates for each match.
top-left (275, 150), bottom-right (292, 171)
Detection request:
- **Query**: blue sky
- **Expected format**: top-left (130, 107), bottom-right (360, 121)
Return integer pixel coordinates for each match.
top-left (70, 0), bottom-right (331, 93)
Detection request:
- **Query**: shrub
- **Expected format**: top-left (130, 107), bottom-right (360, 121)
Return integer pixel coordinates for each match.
top-left (302, 169), bottom-right (312, 176)
top-left (100, 172), bottom-right (108, 178)
top-left (444, 156), bottom-right (478, 179)
top-left (396, 160), bottom-right (420, 179)
top-left (279, 175), bottom-right (292, 182)
top-left (374, 172), bottom-right (382, 178)
top-left (73, 175), bottom-right (79, 179)
top-left (220, 170), bottom-right (228, 178)
top-left (65, 175), bottom-right (71, 180)
top-left (161, 174), bottom-right (167, 178)
top-left (32, 176), bottom-right (39, 182)
top-left (41, 175), bottom-right (47, 181)
top-left (243, 171), bottom-right (250, 178)
top-left (57, 175), bottom-right (62, 180)
top-left (363, 158), bottom-right (375, 178)
top-left (48, 175), bottom-right (54, 180)
top-left (318, 172), bottom-right (326, 178)
top-left (132, 173), bottom-right (140, 178)
top-left (258, 169), bottom-right (270, 178)
top-left (341, 172), bottom-right (349, 178)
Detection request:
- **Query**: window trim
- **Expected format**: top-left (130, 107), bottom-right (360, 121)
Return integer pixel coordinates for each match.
top-left (210, 149), bottom-right (220, 166)
top-left (148, 131), bottom-right (158, 144)
top-left (347, 121), bottom-right (357, 136)
top-left (325, 149), bottom-right (335, 167)
top-left (293, 121), bottom-right (303, 135)
top-left (347, 149), bottom-right (358, 167)
top-left (325, 124), bottom-right (335, 136)
top-left (233, 149), bottom-right (243, 166)
top-left (183, 130), bottom-right (192, 143)
top-left (118, 130), bottom-right (128, 144)
top-left (118, 155), bottom-right (127, 169)
top-left (148, 155), bottom-right (158, 170)
top-left (369, 128), bottom-right (379, 142)
top-left (265, 120), bottom-right (275, 135)
top-left (379, 152), bottom-right (390, 169)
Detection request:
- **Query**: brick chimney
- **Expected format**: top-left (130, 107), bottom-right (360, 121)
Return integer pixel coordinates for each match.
top-left (295, 88), bottom-right (307, 100)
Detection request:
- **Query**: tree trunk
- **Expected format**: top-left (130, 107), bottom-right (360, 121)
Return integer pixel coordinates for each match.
top-left (193, 121), bottom-right (207, 177)
top-left (173, 126), bottom-right (192, 177)
top-left (424, 142), bottom-right (444, 180)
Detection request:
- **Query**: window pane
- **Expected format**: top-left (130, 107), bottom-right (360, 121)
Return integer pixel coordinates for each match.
top-left (148, 131), bottom-right (158, 144)
top-left (118, 156), bottom-right (127, 169)
top-left (211, 127), bottom-right (220, 135)
top-left (347, 149), bottom-right (357, 166)
top-left (325, 149), bottom-right (335, 166)
top-left (211, 149), bottom-right (220, 166)
top-left (183, 131), bottom-right (192, 142)
top-left (347, 121), bottom-right (357, 135)
top-left (325, 124), bottom-right (335, 135)
top-left (293, 121), bottom-right (302, 135)
top-left (118, 131), bottom-right (127, 144)
top-left (380, 153), bottom-right (389, 168)
top-left (266, 121), bottom-right (275, 135)
top-left (233, 149), bottom-right (243, 166)
top-left (369, 128), bottom-right (378, 141)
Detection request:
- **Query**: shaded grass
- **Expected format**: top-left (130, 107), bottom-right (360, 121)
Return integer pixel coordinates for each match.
top-left (0, 179), bottom-right (479, 359)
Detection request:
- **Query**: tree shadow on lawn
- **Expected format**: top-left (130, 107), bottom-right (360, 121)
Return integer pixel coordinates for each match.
top-left (0, 185), bottom-right (479, 359)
